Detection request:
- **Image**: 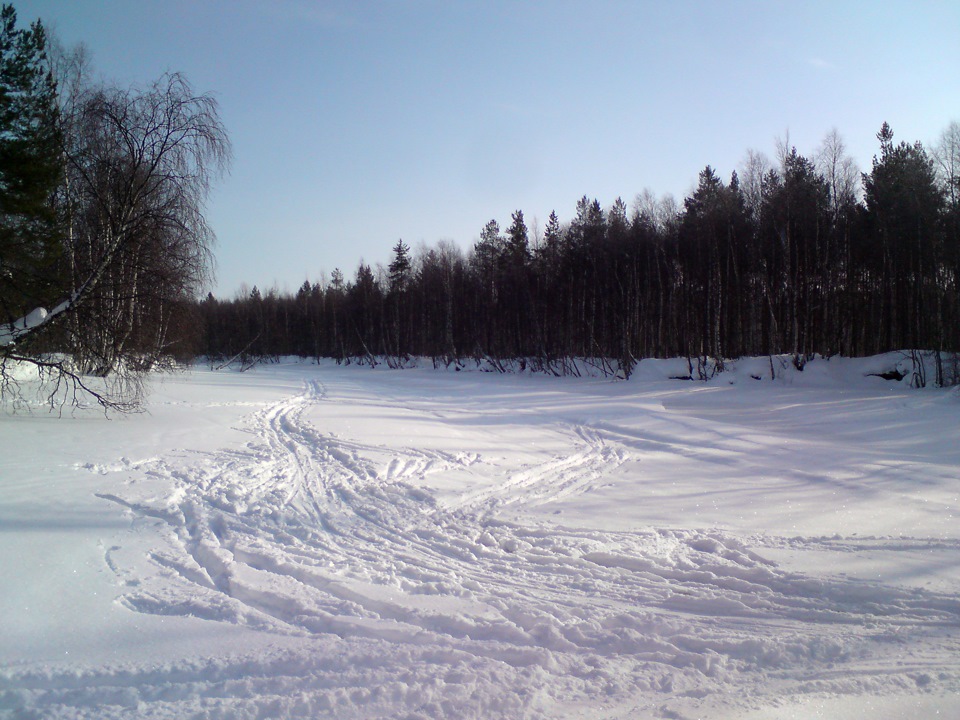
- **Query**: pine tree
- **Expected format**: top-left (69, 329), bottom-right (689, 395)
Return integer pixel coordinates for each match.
top-left (607, 197), bottom-right (628, 239)
top-left (863, 125), bottom-right (945, 355)
top-left (542, 210), bottom-right (562, 257)
top-left (474, 219), bottom-right (502, 274)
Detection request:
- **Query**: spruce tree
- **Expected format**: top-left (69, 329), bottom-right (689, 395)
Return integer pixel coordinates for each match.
top-left (0, 3), bottom-right (61, 327)
top-left (504, 210), bottom-right (529, 266)
top-left (388, 239), bottom-right (411, 293)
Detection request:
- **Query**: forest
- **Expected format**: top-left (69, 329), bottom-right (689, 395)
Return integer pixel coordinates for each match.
top-left (198, 122), bottom-right (960, 385)
top-left (1, 0), bottom-right (959, 408)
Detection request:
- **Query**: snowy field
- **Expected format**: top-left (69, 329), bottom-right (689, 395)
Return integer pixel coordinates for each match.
top-left (1, 356), bottom-right (959, 719)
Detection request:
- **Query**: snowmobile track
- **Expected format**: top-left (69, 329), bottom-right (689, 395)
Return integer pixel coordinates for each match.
top-left (64, 376), bottom-right (960, 718)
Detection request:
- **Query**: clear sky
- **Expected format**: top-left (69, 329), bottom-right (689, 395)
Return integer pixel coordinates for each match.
top-left (14, 0), bottom-right (960, 297)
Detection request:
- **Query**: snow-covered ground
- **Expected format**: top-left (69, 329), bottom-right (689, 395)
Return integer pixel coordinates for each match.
top-left (1, 356), bottom-right (959, 719)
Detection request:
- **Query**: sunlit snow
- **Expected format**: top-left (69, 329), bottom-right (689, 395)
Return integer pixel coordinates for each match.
top-left (1, 356), bottom-right (958, 718)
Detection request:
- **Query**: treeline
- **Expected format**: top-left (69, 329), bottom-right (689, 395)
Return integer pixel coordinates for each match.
top-left (199, 122), bottom-right (960, 384)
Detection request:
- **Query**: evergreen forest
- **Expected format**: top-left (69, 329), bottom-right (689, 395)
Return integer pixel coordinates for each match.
top-left (199, 122), bottom-right (960, 384)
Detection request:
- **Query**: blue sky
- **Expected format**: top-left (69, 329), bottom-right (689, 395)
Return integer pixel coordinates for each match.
top-left (16, 0), bottom-right (960, 297)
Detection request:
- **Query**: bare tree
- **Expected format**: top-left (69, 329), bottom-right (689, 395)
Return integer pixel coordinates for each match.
top-left (739, 149), bottom-right (772, 221)
top-left (774, 129), bottom-right (793, 170)
top-left (632, 188), bottom-right (678, 234)
top-left (815, 128), bottom-right (860, 216)
top-left (2, 69), bottom-right (230, 410)
top-left (632, 188), bottom-right (659, 223)
top-left (932, 121), bottom-right (960, 209)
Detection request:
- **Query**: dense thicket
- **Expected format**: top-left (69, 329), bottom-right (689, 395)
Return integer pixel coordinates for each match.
top-left (199, 122), bottom-right (960, 385)
top-left (0, 4), bottom-right (229, 409)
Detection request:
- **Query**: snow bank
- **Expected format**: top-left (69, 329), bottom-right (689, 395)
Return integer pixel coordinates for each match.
top-left (220, 351), bottom-right (960, 390)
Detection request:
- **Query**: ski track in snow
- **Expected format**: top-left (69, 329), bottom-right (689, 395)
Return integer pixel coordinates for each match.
top-left (6, 376), bottom-right (960, 719)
